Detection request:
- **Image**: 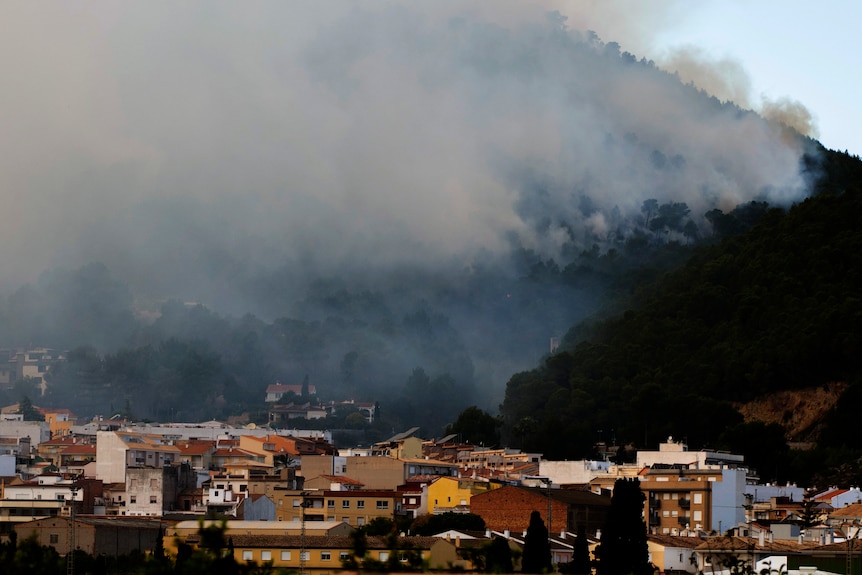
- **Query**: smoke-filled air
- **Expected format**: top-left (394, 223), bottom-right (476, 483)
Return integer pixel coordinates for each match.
top-left (0, 2), bottom-right (820, 427)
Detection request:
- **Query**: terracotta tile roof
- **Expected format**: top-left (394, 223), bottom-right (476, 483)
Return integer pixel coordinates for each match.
top-left (318, 474), bottom-right (364, 486)
top-left (829, 502), bottom-right (862, 517)
top-left (647, 533), bottom-right (707, 549)
top-left (60, 444), bottom-right (96, 456)
top-left (212, 447), bottom-right (259, 458)
top-left (693, 535), bottom-right (804, 553)
top-left (177, 441), bottom-right (216, 455)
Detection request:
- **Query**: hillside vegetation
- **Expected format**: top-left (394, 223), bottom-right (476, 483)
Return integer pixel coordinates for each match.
top-left (500, 148), bottom-right (862, 486)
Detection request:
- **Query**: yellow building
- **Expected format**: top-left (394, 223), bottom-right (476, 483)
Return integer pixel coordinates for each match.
top-left (426, 476), bottom-right (499, 514)
top-left (41, 409), bottom-right (75, 437)
top-left (225, 534), bottom-right (450, 573)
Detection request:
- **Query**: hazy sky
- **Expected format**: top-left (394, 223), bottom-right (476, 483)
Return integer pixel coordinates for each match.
top-left (599, 0), bottom-right (860, 155)
top-left (0, 1), bottom-right (849, 304)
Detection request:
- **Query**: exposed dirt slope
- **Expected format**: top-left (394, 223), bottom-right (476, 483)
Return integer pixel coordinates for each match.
top-left (734, 382), bottom-right (847, 444)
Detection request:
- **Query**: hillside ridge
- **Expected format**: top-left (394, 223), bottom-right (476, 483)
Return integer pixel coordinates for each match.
top-left (735, 382), bottom-right (847, 444)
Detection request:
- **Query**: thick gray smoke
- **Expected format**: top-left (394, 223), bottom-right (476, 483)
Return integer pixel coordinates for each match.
top-left (0, 2), bottom-right (809, 310)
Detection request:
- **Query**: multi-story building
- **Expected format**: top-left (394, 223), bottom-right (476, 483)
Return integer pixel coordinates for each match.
top-left (302, 455), bottom-right (451, 491)
top-left (125, 464), bottom-right (196, 517)
top-left (14, 516), bottom-right (163, 557)
top-left (270, 489), bottom-right (401, 526)
top-left (6, 348), bottom-right (65, 391)
top-left (95, 431), bottom-right (180, 484)
top-left (426, 476), bottom-right (499, 514)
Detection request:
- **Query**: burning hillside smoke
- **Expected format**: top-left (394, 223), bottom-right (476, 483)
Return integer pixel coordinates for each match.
top-left (0, 2), bottom-right (810, 310)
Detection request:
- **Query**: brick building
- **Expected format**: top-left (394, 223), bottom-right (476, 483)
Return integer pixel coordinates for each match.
top-left (470, 485), bottom-right (610, 536)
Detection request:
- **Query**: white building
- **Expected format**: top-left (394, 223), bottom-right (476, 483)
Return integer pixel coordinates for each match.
top-left (95, 431), bottom-right (180, 484)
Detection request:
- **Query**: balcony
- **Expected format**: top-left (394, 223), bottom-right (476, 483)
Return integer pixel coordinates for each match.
top-left (678, 516), bottom-right (691, 526)
top-left (649, 497), bottom-right (661, 509)
top-left (679, 498), bottom-right (690, 509)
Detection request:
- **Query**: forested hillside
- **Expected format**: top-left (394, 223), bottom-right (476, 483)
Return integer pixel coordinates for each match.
top-left (500, 148), bottom-right (862, 486)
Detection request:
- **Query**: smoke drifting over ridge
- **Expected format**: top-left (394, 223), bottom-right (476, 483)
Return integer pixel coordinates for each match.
top-left (0, 2), bottom-right (810, 311)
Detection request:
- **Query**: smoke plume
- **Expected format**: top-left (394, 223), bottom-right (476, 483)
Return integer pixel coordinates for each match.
top-left (0, 2), bottom-right (811, 315)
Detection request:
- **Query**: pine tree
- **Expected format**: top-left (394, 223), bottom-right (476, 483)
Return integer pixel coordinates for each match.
top-left (594, 478), bottom-right (651, 575)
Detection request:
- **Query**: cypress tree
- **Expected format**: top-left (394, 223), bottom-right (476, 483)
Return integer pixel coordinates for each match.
top-left (522, 510), bottom-right (552, 573)
top-left (594, 478), bottom-right (650, 575)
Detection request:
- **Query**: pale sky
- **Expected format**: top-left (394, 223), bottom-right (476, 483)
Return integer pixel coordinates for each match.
top-left (644, 1), bottom-right (861, 155)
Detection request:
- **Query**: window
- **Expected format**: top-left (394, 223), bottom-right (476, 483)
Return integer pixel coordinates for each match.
top-left (662, 493), bottom-right (670, 500)
top-left (130, 479), bottom-right (137, 489)
top-left (662, 510), bottom-right (669, 517)
top-left (357, 517), bottom-right (365, 526)
top-left (376, 500), bottom-right (389, 510)
top-left (327, 516), bottom-right (335, 521)
top-left (379, 552), bottom-right (389, 561)
top-left (671, 493), bottom-right (679, 500)
top-left (340, 552), bottom-right (350, 561)
top-left (261, 551), bottom-right (271, 561)
top-left (671, 510), bottom-right (678, 517)
top-left (300, 551), bottom-right (310, 561)
top-left (342, 517), bottom-right (349, 524)
top-left (292, 499), bottom-right (301, 508)
top-left (151, 478), bottom-right (159, 489)
top-left (242, 550), bottom-right (253, 561)
top-left (357, 500), bottom-right (365, 509)
top-left (327, 500), bottom-right (335, 508)
top-left (693, 493), bottom-right (703, 505)
top-left (49, 534), bottom-right (59, 544)
top-left (342, 500), bottom-right (350, 508)
top-left (150, 496), bottom-right (157, 504)
top-left (281, 551), bottom-right (292, 561)
top-left (693, 510), bottom-right (702, 521)
top-left (321, 552), bottom-right (331, 561)
top-left (130, 496), bottom-right (137, 504)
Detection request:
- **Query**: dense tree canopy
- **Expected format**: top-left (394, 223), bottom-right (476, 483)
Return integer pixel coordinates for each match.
top-left (500, 149), bottom-right (862, 484)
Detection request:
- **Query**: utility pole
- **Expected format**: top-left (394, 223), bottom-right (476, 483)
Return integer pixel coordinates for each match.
top-left (300, 491), bottom-right (310, 575)
top-left (67, 482), bottom-right (79, 575)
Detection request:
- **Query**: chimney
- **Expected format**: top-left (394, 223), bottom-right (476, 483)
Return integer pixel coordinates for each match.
top-left (560, 530), bottom-right (566, 539)
top-left (485, 529), bottom-right (491, 538)
top-left (759, 531), bottom-right (765, 547)
top-left (455, 536), bottom-right (461, 548)
top-left (596, 529), bottom-right (601, 540)
top-left (768, 531), bottom-right (774, 543)
top-left (504, 529), bottom-right (510, 539)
